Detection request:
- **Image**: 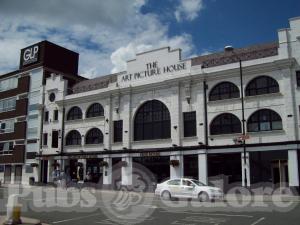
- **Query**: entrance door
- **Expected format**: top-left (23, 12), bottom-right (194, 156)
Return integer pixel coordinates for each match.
top-left (271, 160), bottom-right (288, 187)
top-left (41, 160), bottom-right (48, 183)
top-left (4, 165), bottom-right (11, 184)
top-left (14, 165), bottom-right (22, 184)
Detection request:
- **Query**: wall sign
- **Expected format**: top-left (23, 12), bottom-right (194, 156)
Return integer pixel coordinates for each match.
top-left (121, 61), bottom-right (186, 82)
top-left (140, 152), bottom-right (161, 157)
top-left (22, 45), bottom-right (39, 66)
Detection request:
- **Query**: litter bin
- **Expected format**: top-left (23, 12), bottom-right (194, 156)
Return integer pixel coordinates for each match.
top-left (29, 177), bottom-right (35, 186)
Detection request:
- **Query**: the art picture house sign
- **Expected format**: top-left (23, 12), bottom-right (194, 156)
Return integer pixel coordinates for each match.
top-left (121, 61), bottom-right (187, 82)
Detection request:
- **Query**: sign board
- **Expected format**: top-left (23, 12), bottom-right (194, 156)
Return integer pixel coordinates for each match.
top-left (140, 152), bottom-right (161, 157)
top-left (118, 47), bottom-right (191, 87)
top-left (21, 44), bottom-right (40, 66)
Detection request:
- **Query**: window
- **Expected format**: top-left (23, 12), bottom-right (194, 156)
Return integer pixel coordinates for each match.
top-left (114, 120), bottom-right (123, 142)
top-left (297, 71), bottom-right (300, 87)
top-left (67, 106), bottom-right (82, 120)
top-left (86, 103), bottom-right (104, 118)
top-left (210, 113), bottom-right (241, 135)
top-left (167, 179), bottom-right (181, 185)
top-left (0, 119), bottom-right (14, 133)
top-left (43, 133), bottom-right (48, 146)
top-left (247, 109), bottom-right (282, 132)
top-left (54, 110), bottom-right (58, 121)
top-left (0, 97), bottom-right (16, 113)
top-left (52, 130), bottom-right (59, 148)
top-left (44, 111), bottom-right (49, 122)
top-left (49, 93), bottom-right (56, 102)
top-left (245, 76), bottom-right (279, 96)
top-left (85, 128), bottom-right (103, 144)
top-left (134, 100), bottom-right (171, 141)
top-left (0, 142), bottom-right (14, 155)
top-left (209, 82), bottom-right (240, 101)
top-left (0, 77), bottom-right (18, 92)
top-left (183, 111), bottom-right (196, 137)
top-left (66, 130), bottom-right (81, 146)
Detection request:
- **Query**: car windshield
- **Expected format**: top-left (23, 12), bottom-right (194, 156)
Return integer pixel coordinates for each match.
top-left (191, 179), bottom-right (206, 186)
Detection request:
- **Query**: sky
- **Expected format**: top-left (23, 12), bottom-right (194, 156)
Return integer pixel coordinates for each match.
top-left (0, 0), bottom-right (299, 78)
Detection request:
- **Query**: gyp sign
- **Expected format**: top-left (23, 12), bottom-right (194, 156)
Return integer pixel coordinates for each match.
top-left (23, 45), bottom-right (39, 65)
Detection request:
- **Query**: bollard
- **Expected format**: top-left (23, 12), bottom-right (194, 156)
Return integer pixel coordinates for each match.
top-left (4, 194), bottom-right (22, 225)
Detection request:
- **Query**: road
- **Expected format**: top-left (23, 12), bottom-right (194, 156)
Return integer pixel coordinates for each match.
top-left (0, 186), bottom-right (299, 225)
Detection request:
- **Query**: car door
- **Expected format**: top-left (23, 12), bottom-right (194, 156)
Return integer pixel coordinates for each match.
top-left (181, 179), bottom-right (196, 198)
top-left (167, 179), bottom-right (181, 197)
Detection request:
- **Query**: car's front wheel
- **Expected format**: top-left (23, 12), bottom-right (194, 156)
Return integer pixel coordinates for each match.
top-left (198, 192), bottom-right (209, 202)
top-left (161, 191), bottom-right (171, 200)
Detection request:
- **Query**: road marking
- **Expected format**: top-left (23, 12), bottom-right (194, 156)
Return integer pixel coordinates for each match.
top-left (250, 217), bottom-right (265, 225)
top-left (52, 213), bottom-right (100, 224)
top-left (160, 211), bottom-right (253, 218)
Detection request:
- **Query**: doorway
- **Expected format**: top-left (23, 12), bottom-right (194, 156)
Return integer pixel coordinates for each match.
top-left (4, 165), bottom-right (11, 184)
top-left (271, 160), bottom-right (288, 188)
top-left (14, 165), bottom-right (22, 184)
top-left (40, 160), bottom-right (48, 183)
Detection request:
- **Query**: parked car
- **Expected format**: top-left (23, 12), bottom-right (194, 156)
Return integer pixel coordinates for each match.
top-left (154, 178), bottom-right (223, 201)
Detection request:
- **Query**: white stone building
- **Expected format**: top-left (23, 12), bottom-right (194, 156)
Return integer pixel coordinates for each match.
top-left (34, 17), bottom-right (300, 192)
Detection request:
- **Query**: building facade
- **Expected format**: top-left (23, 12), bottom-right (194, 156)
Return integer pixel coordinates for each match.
top-left (1, 17), bottom-right (300, 192)
top-left (0, 41), bottom-right (85, 185)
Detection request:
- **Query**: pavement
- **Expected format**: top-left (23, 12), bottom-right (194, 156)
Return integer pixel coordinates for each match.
top-left (0, 185), bottom-right (299, 225)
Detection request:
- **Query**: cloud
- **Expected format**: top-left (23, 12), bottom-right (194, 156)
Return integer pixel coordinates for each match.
top-left (0, 0), bottom-right (196, 78)
top-left (175, 0), bottom-right (204, 22)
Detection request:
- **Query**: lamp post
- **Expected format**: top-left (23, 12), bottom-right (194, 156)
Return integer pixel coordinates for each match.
top-left (224, 46), bottom-right (248, 187)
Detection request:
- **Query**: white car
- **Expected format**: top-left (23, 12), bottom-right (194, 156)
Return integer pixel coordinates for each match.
top-left (155, 178), bottom-right (223, 201)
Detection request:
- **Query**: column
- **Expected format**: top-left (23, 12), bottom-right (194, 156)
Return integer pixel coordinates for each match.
top-left (103, 157), bottom-right (112, 185)
top-left (288, 150), bottom-right (299, 188)
top-left (47, 160), bottom-right (54, 183)
top-left (123, 94), bottom-right (132, 149)
top-left (121, 156), bottom-right (132, 186)
top-left (171, 86), bottom-right (181, 146)
top-left (241, 152), bottom-right (250, 187)
top-left (10, 165), bottom-right (15, 184)
top-left (170, 155), bottom-right (183, 179)
top-left (198, 153), bottom-right (208, 185)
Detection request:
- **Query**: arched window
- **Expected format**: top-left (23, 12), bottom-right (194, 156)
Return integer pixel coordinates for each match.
top-left (67, 106), bottom-right (82, 120)
top-left (86, 103), bottom-right (104, 118)
top-left (134, 100), bottom-right (171, 141)
top-left (245, 76), bottom-right (279, 96)
top-left (85, 128), bottom-right (103, 144)
top-left (247, 109), bottom-right (282, 132)
top-left (209, 82), bottom-right (240, 101)
top-left (210, 113), bottom-right (241, 135)
top-left (66, 130), bottom-right (81, 146)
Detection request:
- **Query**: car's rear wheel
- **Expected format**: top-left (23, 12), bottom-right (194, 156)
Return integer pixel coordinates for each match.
top-left (198, 192), bottom-right (209, 202)
top-left (161, 191), bottom-right (171, 200)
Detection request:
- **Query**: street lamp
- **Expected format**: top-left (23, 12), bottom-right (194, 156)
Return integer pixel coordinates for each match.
top-left (224, 46), bottom-right (248, 187)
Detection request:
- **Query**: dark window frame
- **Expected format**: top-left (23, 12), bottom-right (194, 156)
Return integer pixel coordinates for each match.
top-left (67, 106), bottom-right (82, 121)
top-left (134, 100), bottom-right (171, 141)
top-left (85, 128), bottom-right (103, 144)
top-left (245, 76), bottom-right (279, 96)
top-left (54, 110), bottom-right (58, 121)
top-left (43, 133), bottom-right (48, 146)
top-left (296, 71), bottom-right (300, 87)
top-left (183, 111), bottom-right (197, 137)
top-left (114, 120), bottom-right (123, 143)
top-left (210, 113), bottom-right (242, 135)
top-left (51, 130), bottom-right (59, 148)
top-left (247, 109), bottom-right (282, 132)
top-left (209, 82), bottom-right (240, 101)
top-left (66, 130), bottom-right (81, 146)
top-left (44, 111), bottom-right (49, 122)
top-left (86, 103), bottom-right (104, 118)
